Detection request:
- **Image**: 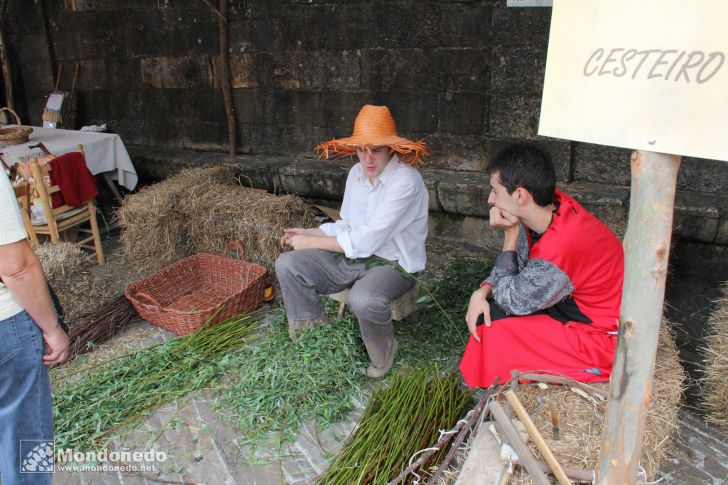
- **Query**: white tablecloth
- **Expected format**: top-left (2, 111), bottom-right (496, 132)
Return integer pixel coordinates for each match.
top-left (0, 126), bottom-right (138, 191)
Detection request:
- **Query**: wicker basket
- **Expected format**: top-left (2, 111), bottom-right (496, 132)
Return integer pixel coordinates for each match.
top-left (125, 241), bottom-right (268, 336)
top-left (0, 108), bottom-right (33, 146)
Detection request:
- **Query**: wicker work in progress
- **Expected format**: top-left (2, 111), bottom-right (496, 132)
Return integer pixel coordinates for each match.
top-left (125, 242), bottom-right (267, 336)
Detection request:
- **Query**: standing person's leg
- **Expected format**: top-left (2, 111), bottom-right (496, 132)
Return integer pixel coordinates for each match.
top-left (0, 311), bottom-right (53, 485)
top-left (275, 249), bottom-right (367, 338)
top-left (347, 265), bottom-right (416, 377)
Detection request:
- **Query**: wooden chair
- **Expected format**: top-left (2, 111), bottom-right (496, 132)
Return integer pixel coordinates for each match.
top-left (13, 182), bottom-right (38, 246)
top-left (27, 144), bottom-right (105, 264)
top-left (314, 204), bottom-right (420, 323)
top-left (329, 284), bottom-right (419, 323)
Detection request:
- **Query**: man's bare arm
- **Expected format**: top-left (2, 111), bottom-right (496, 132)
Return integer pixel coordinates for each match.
top-left (0, 239), bottom-right (69, 365)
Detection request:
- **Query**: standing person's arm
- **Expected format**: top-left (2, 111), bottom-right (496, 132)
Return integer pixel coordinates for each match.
top-left (0, 240), bottom-right (69, 365)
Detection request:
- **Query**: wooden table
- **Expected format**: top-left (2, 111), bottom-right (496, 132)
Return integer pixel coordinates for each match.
top-left (1, 125), bottom-right (138, 198)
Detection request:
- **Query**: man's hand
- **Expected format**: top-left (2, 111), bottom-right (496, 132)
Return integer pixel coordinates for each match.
top-left (465, 286), bottom-right (492, 342)
top-left (288, 234), bottom-right (314, 250)
top-left (42, 325), bottom-right (69, 366)
top-left (489, 206), bottom-right (520, 230)
top-left (489, 207), bottom-right (520, 252)
top-left (280, 228), bottom-right (306, 247)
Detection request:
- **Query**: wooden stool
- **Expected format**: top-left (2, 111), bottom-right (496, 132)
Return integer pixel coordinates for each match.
top-left (329, 284), bottom-right (419, 323)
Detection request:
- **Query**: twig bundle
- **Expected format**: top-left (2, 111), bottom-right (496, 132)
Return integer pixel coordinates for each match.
top-left (65, 295), bottom-right (138, 360)
top-left (317, 367), bottom-right (471, 485)
top-left (702, 281), bottom-right (728, 431)
top-left (507, 320), bottom-right (685, 483)
top-left (53, 312), bottom-right (258, 451)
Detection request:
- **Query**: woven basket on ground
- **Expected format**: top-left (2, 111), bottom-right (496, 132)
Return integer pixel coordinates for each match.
top-left (125, 241), bottom-right (267, 336)
top-left (0, 108), bottom-right (33, 146)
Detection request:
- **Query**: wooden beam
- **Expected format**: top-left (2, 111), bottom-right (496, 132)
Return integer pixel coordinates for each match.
top-left (596, 150), bottom-right (681, 484)
top-left (504, 390), bottom-right (571, 485)
top-left (0, 0), bottom-right (14, 110)
top-left (217, 0), bottom-right (237, 155)
top-left (490, 400), bottom-right (551, 485)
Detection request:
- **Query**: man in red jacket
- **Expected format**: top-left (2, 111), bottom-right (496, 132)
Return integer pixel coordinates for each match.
top-left (459, 143), bottom-right (624, 388)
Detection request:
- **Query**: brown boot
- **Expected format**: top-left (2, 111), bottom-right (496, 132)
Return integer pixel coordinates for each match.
top-left (366, 338), bottom-right (398, 379)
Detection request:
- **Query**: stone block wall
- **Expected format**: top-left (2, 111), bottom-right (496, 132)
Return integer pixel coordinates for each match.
top-left (4, 0), bottom-right (728, 247)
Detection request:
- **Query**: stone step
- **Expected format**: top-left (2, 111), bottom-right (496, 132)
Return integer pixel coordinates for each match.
top-left (127, 146), bottom-right (728, 246)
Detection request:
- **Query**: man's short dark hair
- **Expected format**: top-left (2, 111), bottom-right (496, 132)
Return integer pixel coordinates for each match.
top-left (486, 143), bottom-right (556, 207)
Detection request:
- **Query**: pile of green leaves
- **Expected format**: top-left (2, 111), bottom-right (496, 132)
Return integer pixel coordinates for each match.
top-left (214, 258), bottom-right (490, 454)
top-left (317, 366), bottom-right (472, 484)
top-left (53, 313), bottom-right (258, 451)
top-left (395, 257), bottom-right (491, 370)
top-left (216, 305), bottom-right (368, 451)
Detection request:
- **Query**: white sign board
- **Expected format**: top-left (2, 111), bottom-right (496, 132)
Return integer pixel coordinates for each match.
top-left (539, 0), bottom-right (728, 162)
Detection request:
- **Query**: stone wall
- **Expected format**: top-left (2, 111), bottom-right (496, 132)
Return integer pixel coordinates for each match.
top-left (5, 0), bottom-right (728, 247)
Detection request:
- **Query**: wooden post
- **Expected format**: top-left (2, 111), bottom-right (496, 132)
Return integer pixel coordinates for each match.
top-left (218, 0), bottom-right (237, 156)
top-left (0, 0), bottom-right (14, 110)
top-left (596, 150), bottom-right (681, 484)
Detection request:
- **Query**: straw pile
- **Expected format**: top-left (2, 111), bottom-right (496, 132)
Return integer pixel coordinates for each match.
top-left (116, 166), bottom-right (316, 272)
top-left (36, 242), bottom-right (114, 325)
top-left (116, 166), bottom-right (233, 272)
top-left (702, 281), bottom-right (728, 432)
top-left (504, 320), bottom-right (684, 483)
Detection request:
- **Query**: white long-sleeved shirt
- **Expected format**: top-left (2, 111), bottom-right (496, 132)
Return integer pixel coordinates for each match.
top-left (319, 155), bottom-right (428, 273)
top-left (0, 171), bottom-right (27, 320)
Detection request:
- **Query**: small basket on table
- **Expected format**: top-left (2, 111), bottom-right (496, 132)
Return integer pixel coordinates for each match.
top-left (0, 107), bottom-right (33, 146)
top-left (125, 241), bottom-right (268, 336)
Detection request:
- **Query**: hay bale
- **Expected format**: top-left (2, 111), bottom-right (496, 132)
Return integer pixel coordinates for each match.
top-left (35, 242), bottom-right (114, 326)
top-left (507, 320), bottom-right (684, 483)
top-left (184, 184), bottom-right (317, 269)
top-left (116, 166), bottom-right (233, 272)
top-left (35, 241), bottom-right (87, 284)
top-left (702, 282), bottom-right (728, 432)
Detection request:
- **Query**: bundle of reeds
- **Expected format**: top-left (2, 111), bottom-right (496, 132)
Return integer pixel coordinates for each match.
top-left (66, 295), bottom-right (138, 360)
top-left (53, 312), bottom-right (258, 451)
top-left (115, 166), bottom-right (234, 273)
top-left (505, 319), bottom-right (685, 483)
top-left (317, 367), bottom-right (472, 485)
top-left (702, 281), bottom-right (728, 432)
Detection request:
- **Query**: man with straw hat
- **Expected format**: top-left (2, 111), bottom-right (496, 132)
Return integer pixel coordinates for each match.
top-left (276, 104), bottom-right (429, 378)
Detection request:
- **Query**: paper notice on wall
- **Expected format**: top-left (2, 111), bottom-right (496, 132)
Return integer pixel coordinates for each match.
top-left (539, 0), bottom-right (728, 162)
top-left (507, 0), bottom-right (552, 7)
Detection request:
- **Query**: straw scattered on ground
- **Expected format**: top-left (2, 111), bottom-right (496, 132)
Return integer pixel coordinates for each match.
top-left (702, 281), bottom-right (728, 432)
top-left (504, 319), bottom-right (685, 483)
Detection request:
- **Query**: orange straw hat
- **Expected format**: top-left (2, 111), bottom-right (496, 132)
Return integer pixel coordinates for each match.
top-left (315, 104), bottom-right (429, 166)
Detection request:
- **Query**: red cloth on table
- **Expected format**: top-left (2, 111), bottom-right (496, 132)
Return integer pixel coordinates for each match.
top-left (459, 191), bottom-right (624, 387)
top-left (49, 152), bottom-right (98, 208)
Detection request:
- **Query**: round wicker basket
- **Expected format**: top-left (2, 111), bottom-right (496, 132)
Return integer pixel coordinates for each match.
top-left (0, 107), bottom-right (33, 146)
